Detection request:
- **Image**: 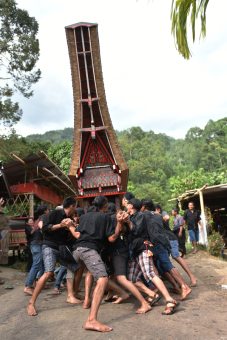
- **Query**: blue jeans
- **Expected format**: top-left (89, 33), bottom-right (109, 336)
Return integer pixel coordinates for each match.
top-left (188, 229), bottom-right (199, 242)
top-left (25, 245), bottom-right (44, 287)
top-left (169, 240), bottom-right (181, 259)
top-left (155, 244), bottom-right (174, 276)
top-left (54, 266), bottom-right (67, 289)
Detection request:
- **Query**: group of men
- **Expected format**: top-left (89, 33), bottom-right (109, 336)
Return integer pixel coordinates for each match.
top-left (25, 193), bottom-right (202, 333)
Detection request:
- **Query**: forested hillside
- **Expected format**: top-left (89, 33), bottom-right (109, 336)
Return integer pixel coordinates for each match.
top-left (1, 118), bottom-right (227, 209)
top-left (26, 127), bottom-right (74, 145)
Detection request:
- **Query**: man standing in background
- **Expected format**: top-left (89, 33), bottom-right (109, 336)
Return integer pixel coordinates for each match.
top-left (184, 202), bottom-right (203, 254)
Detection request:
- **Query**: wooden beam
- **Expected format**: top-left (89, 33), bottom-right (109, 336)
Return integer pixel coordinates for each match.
top-left (42, 167), bottom-right (77, 195)
top-left (10, 153), bottom-right (69, 196)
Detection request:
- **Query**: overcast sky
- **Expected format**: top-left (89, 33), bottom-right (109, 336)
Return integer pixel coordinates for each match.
top-left (9, 0), bottom-right (227, 139)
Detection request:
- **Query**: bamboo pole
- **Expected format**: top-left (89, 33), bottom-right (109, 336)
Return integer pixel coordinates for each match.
top-left (198, 190), bottom-right (208, 245)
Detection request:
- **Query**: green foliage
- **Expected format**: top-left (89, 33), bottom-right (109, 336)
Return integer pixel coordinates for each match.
top-left (26, 128), bottom-right (74, 145)
top-left (171, 0), bottom-right (209, 59)
top-left (207, 232), bottom-right (223, 257)
top-left (0, 129), bottom-right (31, 163)
top-left (0, 0), bottom-right (41, 127)
top-left (169, 168), bottom-right (227, 198)
top-left (47, 140), bottom-right (73, 173)
top-left (3, 116), bottom-right (227, 214)
top-left (0, 129), bottom-right (51, 163)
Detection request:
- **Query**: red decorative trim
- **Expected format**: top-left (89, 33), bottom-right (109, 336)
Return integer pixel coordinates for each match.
top-left (75, 191), bottom-right (126, 199)
top-left (10, 183), bottom-right (63, 206)
top-left (10, 217), bottom-right (31, 220)
top-left (79, 134), bottom-right (91, 176)
top-left (96, 134), bottom-right (119, 173)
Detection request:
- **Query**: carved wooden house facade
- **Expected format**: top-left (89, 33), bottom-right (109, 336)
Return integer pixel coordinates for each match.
top-left (65, 22), bottom-right (129, 210)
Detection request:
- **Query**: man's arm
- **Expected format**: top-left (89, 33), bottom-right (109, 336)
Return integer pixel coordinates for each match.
top-left (108, 213), bottom-right (126, 243)
top-left (108, 221), bottom-right (122, 243)
top-left (198, 220), bottom-right (203, 231)
top-left (163, 215), bottom-right (170, 222)
top-left (178, 216), bottom-right (184, 237)
top-left (41, 211), bottom-right (69, 233)
top-left (68, 226), bottom-right (81, 239)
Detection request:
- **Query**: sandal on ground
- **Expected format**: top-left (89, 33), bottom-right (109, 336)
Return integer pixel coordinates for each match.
top-left (105, 295), bottom-right (118, 302)
top-left (53, 289), bottom-right (61, 295)
top-left (162, 299), bottom-right (180, 315)
top-left (5, 286), bottom-right (14, 289)
top-left (60, 285), bottom-right (67, 290)
top-left (0, 280), bottom-right (5, 285)
top-left (146, 293), bottom-right (162, 306)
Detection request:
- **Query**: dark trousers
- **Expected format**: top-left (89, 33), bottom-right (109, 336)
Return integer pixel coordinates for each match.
top-left (26, 245), bottom-right (33, 272)
top-left (174, 228), bottom-right (186, 255)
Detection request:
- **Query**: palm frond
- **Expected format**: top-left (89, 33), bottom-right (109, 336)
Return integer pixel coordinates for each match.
top-left (171, 0), bottom-right (210, 59)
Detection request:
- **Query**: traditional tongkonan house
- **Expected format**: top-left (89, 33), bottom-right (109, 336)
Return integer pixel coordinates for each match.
top-left (65, 22), bottom-right (129, 210)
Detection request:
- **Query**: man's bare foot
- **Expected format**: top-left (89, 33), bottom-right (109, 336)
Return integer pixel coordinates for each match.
top-left (112, 292), bottom-right (129, 304)
top-left (176, 285), bottom-right (191, 301)
top-left (170, 287), bottom-right (181, 294)
top-left (193, 249), bottom-right (198, 254)
top-left (189, 277), bottom-right (198, 287)
top-left (27, 302), bottom-right (37, 316)
top-left (135, 303), bottom-right (152, 314)
top-left (0, 269), bottom-right (2, 273)
top-left (75, 293), bottom-right (85, 300)
top-left (24, 286), bottom-right (34, 295)
top-left (83, 297), bottom-right (91, 309)
top-left (67, 296), bottom-right (83, 304)
top-left (84, 320), bottom-right (113, 332)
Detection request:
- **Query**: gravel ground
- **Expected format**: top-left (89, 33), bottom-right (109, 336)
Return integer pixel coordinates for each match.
top-left (0, 251), bottom-right (227, 340)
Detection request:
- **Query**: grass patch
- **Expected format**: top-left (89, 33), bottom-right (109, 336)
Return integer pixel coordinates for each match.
top-left (186, 243), bottom-right (207, 254)
top-left (1, 256), bottom-right (28, 272)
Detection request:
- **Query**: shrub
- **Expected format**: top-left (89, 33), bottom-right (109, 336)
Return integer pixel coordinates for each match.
top-left (207, 232), bottom-right (223, 257)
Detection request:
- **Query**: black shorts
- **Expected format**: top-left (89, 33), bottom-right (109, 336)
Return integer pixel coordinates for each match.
top-left (111, 251), bottom-right (129, 277)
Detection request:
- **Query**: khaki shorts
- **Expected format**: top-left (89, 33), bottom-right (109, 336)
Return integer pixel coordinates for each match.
top-left (73, 247), bottom-right (107, 281)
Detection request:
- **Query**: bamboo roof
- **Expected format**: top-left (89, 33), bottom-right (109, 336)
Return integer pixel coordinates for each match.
top-left (169, 183), bottom-right (227, 210)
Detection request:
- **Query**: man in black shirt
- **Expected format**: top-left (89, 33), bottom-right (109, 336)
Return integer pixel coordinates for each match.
top-left (69, 196), bottom-right (128, 333)
top-left (142, 199), bottom-right (192, 301)
top-left (184, 202), bottom-right (203, 254)
top-left (105, 203), bottom-right (152, 314)
top-left (27, 197), bottom-right (82, 316)
top-left (125, 198), bottom-right (180, 315)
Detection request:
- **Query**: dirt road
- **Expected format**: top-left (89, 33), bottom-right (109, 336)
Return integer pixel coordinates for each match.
top-left (0, 252), bottom-right (227, 340)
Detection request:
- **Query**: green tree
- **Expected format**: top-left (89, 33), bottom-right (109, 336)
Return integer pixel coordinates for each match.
top-left (47, 141), bottom-right (72, 173)
top-left (0, 128), bottom-right (30, 162)
top-left (0, 0), bottom-right (41, 127)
